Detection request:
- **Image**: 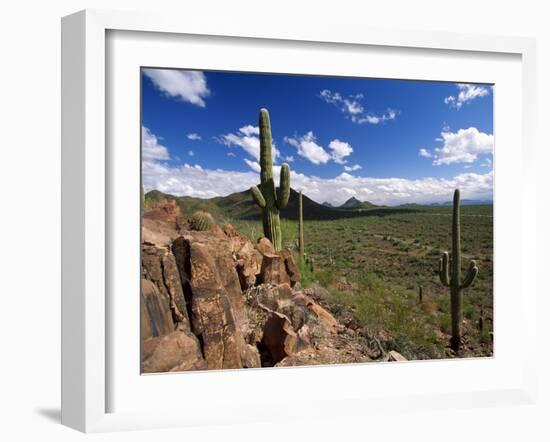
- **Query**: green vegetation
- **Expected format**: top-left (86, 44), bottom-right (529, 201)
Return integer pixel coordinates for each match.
top-left (144, 187), bottom-right (493, 360)
top-left (249, 108), bottom-right (291, 251)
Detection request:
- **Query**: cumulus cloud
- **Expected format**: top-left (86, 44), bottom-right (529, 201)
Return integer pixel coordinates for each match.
top-left (187, 133), bottom-right (201, 140)
top-left (284, 133), bottom-right (355, 166)
top-left (142, 126), bottom-right (170, 161)
top-left (188, 150), bottom-right (194, 157)
top-left (284, 155), bottom-right (295, 163)
top-left (344, 164), bottom-right (362, 172)
top-left (444, 83), bottom-right (490, 109)
top-left (220, 125), bottom-right (280, 161)
top-left (284, 132), bottom-right (332, 165)
top-left (418, 148), bottom-right (433, 158)
top-left (319, 89), bottom-right (398, 125)
top-left (328, 139), bottom-right (353, 164)
top-left (142, 69), bottom-right (210, 107)
top-left (423, 127), bottom-right (494, 165)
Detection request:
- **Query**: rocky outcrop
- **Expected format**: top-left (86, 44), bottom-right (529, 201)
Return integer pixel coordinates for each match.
top-left (142, 199), bottom-right (186, 247)
top-left (140, 279), bottom-right (174, 340)
top-left (143, 199), bottom-right (182, 224)
top-left (243, 283), bottom-right (370, 367)
top-left (141, 243), bottom-right (191, 330)
top-left (141, 210), bottom-right (374, 372)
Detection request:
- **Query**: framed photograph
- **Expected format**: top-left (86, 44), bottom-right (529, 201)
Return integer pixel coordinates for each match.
top-left (61, 9), bottom-right (537, 432)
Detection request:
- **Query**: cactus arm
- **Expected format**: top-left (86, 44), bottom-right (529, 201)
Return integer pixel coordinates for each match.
top-left (461, 260), bottom-right (478, 289)
top-left (276, 163), bottom-right (290, 209)
top-left (250, 185), bottom-right (266, 208)
top-left (439, 251), bottom-right (451, 286)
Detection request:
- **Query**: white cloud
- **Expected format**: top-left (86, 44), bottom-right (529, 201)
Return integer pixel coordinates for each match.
top-left (239, 125), bottom-right (259, 137)
top-left (284, 155), bottom-right (295, 163)
top-left (220, 125), bottom-right (280, 161)
top-left (344, 164), bottom-right (362, 172)
top-left (284, 133), bottom-right (355, 166)
top-left (244, 159), bottom-right (261, 173)
top-left (187, 133), bottom-right (201, 140)
top-left (320, 89), bottom-right (398, 125)
top-left (284, 132), bottom-right (332, 165)
top-left (427, 127), bottom-right (494, 165)
top-left (188, 150), bottom-right (194, 157)
top-left (328, 139), bottom-right (353, 164)
top-left (142, 127), bottom-right (170, 161)
top-left (143, 128), bottom-right (493, 206)
top-left (418, 148), bottom-right (433, 158)
top-left (444, 83), bottom-right (490, 109)
top-left (351, 109), bottom-right (398, 125)
top-left (143, 158), bottom-right (493, 206)
top-left (142, 69), bottom-right (210, 107)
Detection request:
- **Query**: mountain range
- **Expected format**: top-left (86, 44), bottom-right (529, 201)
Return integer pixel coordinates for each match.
top-left (145, 188), bottom-right (492, 222)
top-left (145, 188), bottom-right (418, 221)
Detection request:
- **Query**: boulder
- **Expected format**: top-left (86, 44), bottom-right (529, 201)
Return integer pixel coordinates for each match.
top-left (258, 252), bottom-right (291, 286)
top-left (141, 330), bottom-right (207, 373)
top-left (256, 237), bottom-right (300, 288)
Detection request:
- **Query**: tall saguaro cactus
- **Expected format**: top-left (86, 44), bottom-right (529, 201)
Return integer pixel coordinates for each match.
top-left (438, 189), bottom-right (479, 352)
top-left (298, 191), bottom-right (304, 260)
top-left (250, 108), bottom-right (290, 251)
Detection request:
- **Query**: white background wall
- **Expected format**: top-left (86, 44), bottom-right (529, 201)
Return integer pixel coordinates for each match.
top-left (0, 1), bottom-right (547, 440)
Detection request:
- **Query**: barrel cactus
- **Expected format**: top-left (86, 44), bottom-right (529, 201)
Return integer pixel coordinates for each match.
top-left (250, 108), bottom-right (290, 251)
top-left (189, 210), bottom-right (215, 231)
top-left (438, 189), bottom-right (479, 352)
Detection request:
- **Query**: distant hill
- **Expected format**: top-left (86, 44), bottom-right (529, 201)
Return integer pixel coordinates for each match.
top-left (145, 188), bottom-right (416, 221)
top-left (340, 196), bottom-right (377, 210)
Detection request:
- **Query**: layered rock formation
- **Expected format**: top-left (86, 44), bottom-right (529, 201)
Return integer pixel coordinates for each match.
top-left (140, 199), bottom-right (396, 373)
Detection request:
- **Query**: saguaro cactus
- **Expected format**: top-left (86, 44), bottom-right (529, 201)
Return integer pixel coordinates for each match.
top-left (438, 189), bottom-right (479, 352)
top-left (298, 191), bottom-right (304, 260)
top-left (250, 108), bottom-right (290, 251)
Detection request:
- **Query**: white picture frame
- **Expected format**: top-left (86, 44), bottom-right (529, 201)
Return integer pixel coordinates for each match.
top-left (61, 9), bottom-right (538, 433)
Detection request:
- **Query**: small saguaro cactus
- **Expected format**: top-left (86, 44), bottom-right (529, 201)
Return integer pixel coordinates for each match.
top-left (250, 108), bottom-right (290, 251)
top-left (189, 210), bottom-right (215, 231)
top-left (418, 285), bottom-right (423, 304)
top-left (298, 191), bottom-right (305, 261)
top-left (438, 189), bottom-right (479, 352)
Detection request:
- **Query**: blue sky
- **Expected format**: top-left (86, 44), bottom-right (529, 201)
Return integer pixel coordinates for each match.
top-left (141, 68), bottom-right (493, 205)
